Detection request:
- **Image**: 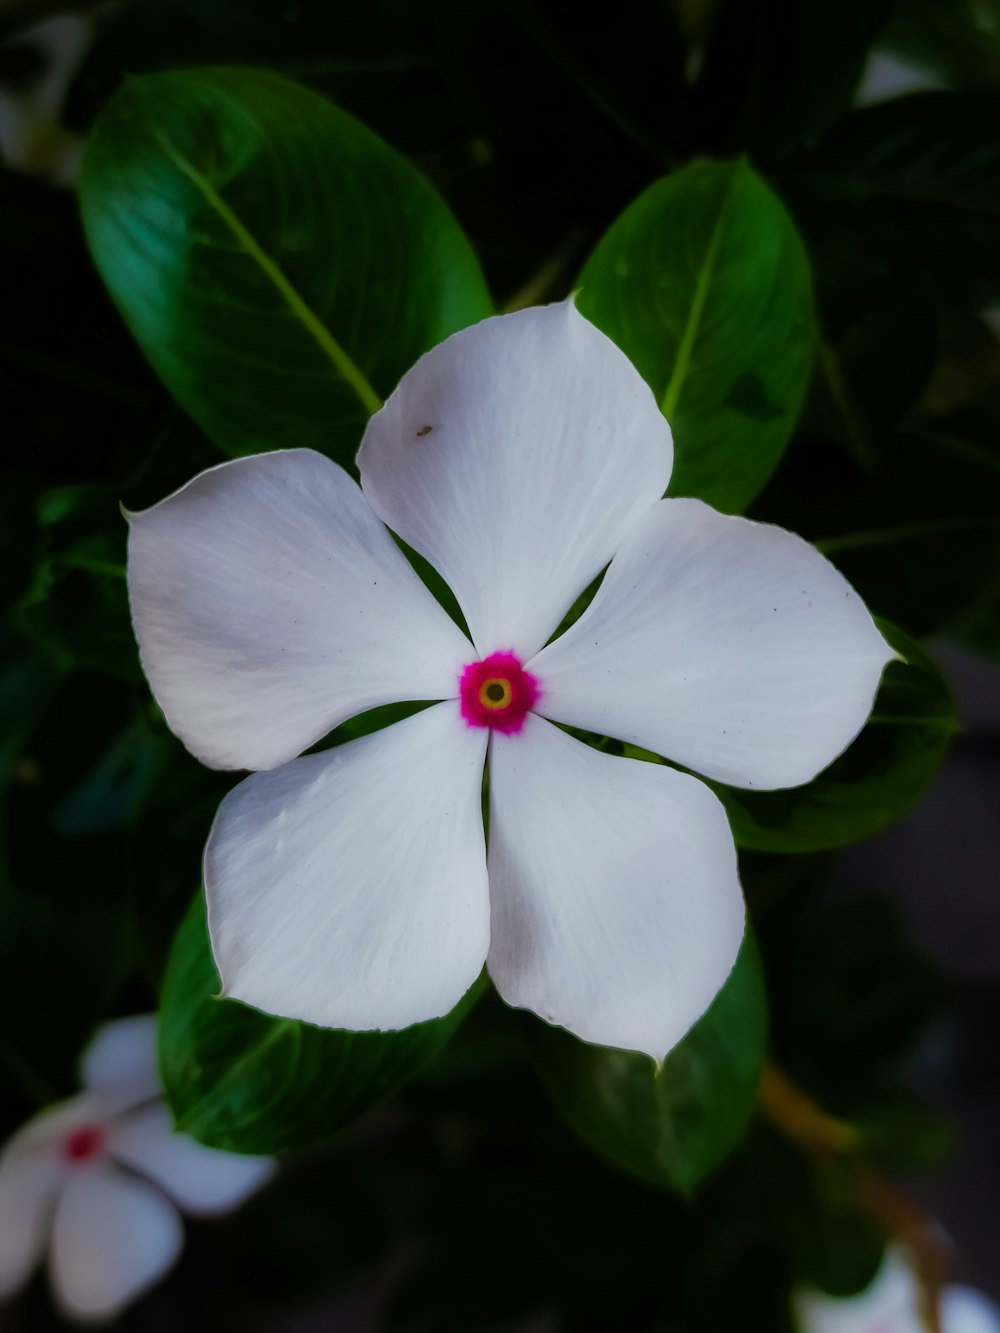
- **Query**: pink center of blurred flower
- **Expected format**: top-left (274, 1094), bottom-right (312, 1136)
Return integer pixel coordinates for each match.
top-left (459, 651), bottom-right (540, 734)
top-left (62, 1124), bottom-right (105, 1164)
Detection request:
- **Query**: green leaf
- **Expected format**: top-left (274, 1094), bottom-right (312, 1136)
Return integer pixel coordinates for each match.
top-left (765, 894), bottom-right (943, 1101)
top-left (52, 720), bottom-right (168, 834)
top-left (788, 190), bottom-right (937, 462)
top-left (527, 935), bottom-right (767, 1196)
top-left (810, 92), bottom-right (1000, 215)
top-left (758, 1133), bottom-right (885, 1297)
top-left (755, 431), bottom-right (1000, 638)
top-left (691, 0), bottom-right (894, 159)
top-left (716, 622), bottom-right (956, 854)
top-left (577, 159), bottom-right (815, 513)
top-left (822, 441), bottom-right (1000, 637)
top-left (158, 893), bottom-right (480, 1153)
top-left (80, 67), bottom-right (492, 467)
top-left (879, 0), bottom-right (1000, 88)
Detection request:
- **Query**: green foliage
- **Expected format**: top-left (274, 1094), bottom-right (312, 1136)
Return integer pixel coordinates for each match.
top-left (15, 485), bottom-right (134, 679)
top-left (158, 894), bottom-right (480, 1153)
top-left (528, 935), bottom-right (767, 1195)
top-left (762, 1135), bottom-right (886, 1297)
top-left (757, 431), bottom-right (1000, 639)
top-left (80, 67), bottom-right (492, 468)
top-left (0, 654), bottom-right (139, 1127)
top-left (811, 91), bottom-right (1000, 215)
top-left (578, 159), bottom-right (815, 513)
top-left (789, 191), bottom-right (938, 461)
top-left (718, 621), bottom-right (956, 853)
top-left (690, 0), bottom-right (894, 158)
top-left (763, 892), bottom-right (944, 1105)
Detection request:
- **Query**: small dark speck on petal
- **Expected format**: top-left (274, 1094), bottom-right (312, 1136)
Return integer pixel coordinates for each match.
top-left (416, 425), bottom-right (433, 437)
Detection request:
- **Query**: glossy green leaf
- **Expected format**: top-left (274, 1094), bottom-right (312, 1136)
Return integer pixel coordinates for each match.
top-left (159, 893), bottom-right (480, 1153)
top-left (528, 935), bottom-right (767, 1196)
top-left (716, 622), bottom-right (955, 854)
top-left (577, 158), bottom-right (814, 513)
top-left (80, 67), bottom-right (492, 466)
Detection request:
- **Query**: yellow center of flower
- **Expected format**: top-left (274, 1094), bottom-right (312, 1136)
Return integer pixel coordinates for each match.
top-left (478, 678), bottom-right (512, 710)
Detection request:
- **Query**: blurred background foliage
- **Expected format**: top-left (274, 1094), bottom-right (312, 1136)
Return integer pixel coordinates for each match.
top-left (1, 0), bottom-right (999, 1328)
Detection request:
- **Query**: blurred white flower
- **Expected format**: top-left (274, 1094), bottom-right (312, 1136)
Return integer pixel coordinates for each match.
top-left (0, 15), bottom-right (92, 186)
top-left (127, 301), bottom-right (893, 1060)
top-left (0, 1015), bottom-right (273, 1322)
top-left (854, 52), bottom-right (948, 108)
top-left (794, 1245), bottom-right (1000, 1333)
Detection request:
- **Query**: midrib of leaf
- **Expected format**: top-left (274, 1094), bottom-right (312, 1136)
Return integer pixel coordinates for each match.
top-left (816, 334), bottom-right (872, 468)
top-left (660, 169), bottom-right (737, 420)
top-left (149, 127), bottom-right (383, 418)
top-left (181, 1018), bottom-right (297, 1129)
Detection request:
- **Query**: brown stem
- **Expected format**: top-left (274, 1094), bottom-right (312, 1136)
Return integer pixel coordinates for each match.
top-left (758, 1061), bottom-right (947, 1333)
top-left (757, 1062), bottom-right (862, 1157)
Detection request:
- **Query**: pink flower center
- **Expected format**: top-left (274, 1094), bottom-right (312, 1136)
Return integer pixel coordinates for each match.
top-left (459, 651), bottom-right (540, 734)
top-left (62, 1124), bottom-right (105, 1165)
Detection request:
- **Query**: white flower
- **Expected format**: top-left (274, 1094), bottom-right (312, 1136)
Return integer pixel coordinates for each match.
top-left (0, 15), bottom-right (92, 186)
top-left (794, 1245), bottom-right (1000, 1333)
top-left (0, 1015), bottom-right (273, 1322)
top-left (126, 301), bottom-right (893, 1059)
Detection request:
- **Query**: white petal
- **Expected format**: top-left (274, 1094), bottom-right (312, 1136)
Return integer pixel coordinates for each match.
top-left (792, 1247), bottom-right (922, 1332)
top-left (531, 499), bottom-right (895, 790)
top-left (358, 301), bottom-right (672, 660)
top-left (0, 1144), bottom-right (61, 1300)
top-left (107, 1104), bottom-right (273, 1216)
top-left (944, 1287), bottom-right (1000, 1333)
top-left (486, 716), bottom-right (744, 1060)
top-left (49, 1165), bottom-right (182, 1321)
top-left (80, 1014), bottom-right (160, 1111)
top-left (205, 702), bottom-right (490, 1029)
top-left (128, 448), bottom-right (472, 772)
top-left (3, 1095), bottom-right (106, 1157)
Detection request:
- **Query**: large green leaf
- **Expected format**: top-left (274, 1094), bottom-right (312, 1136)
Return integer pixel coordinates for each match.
top-left (716, 622), bottom-right (955, 854)
top-left (527, 935), bottom-right (767, 1196)
top-left (158, 893), bottom-right (479, 1153)
top-left (577, 158), bottom-right (815, 514)
top-left (80, 67), bottom-right (492, 467)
